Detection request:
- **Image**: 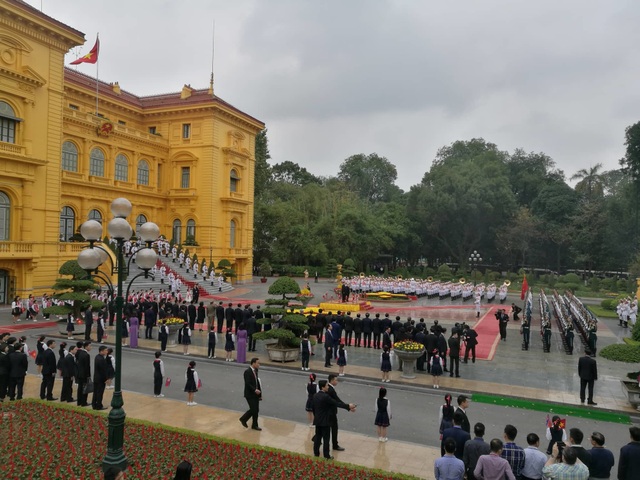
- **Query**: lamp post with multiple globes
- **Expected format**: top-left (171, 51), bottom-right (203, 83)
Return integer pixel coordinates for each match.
top-left (468, 250), bottom-right (482, 286)
top-left (76, 197), bottom-right (160, 473)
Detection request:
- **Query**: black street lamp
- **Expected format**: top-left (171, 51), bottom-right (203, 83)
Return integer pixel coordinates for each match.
top-left (77, 197), bottom-right (160, 474)
top-left (468, 250), bottom-right (482, 286)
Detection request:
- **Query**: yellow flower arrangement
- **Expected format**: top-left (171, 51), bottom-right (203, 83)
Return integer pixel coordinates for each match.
top-left (393, 340), bottom-right (424, 353)
top-left (162, 317), bottom-right (185, 326)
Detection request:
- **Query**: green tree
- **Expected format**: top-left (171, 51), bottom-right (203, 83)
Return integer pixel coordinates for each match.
top-left (337, 153), bottom-right (401, 202)
top-left (506, 149), bottom-right (564, 207)
top-left (271, 161), bottom-right (320, 186)
top-left (43, 260), bottom-right (104, 319)
top-left (571, 163), bottom-right (604, 200)
top-left (254, 129), bottom-right (272, 199)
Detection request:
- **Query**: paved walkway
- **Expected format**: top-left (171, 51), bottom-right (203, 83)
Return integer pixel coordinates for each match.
top-left (17, 375), bottom-right (438, 479)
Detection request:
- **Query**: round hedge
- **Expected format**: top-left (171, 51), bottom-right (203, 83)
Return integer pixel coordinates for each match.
top-left (599, 344), bottom-right (640, 363)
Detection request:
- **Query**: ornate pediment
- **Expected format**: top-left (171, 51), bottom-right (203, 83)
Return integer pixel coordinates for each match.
top-left (0, 34), bottom-right (46, 88)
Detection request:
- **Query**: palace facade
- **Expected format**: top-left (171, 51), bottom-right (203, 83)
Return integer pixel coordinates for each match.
top-left (0, 0), bottom-right (263, 303)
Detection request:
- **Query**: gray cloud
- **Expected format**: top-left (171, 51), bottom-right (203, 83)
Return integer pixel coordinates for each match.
top-left (34, 0), bottom-right (640, 190)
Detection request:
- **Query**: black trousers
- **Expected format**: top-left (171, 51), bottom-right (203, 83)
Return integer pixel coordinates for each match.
top-left (40, 373), bottom-right (55, 399)
top-left (61, 376), bottom-right (74, 402)
top-left (0, 373), bottom-right (8, 399)
top-left (325, 346), bottom-right (333, 366)
top-left (344, 330), bottom-right (353, 346)
top-left (248, 334), bottom-right (256, 352)
top-left (330, 415), bottom-right (339, 448)
top-left (208, 341), bottom-right (216, 357)
top-left (373, 333), bottom-right (381, 348)
top-left (363, 332), bottom-right (372, 347)
top-left (84, 324), bottom-right (92, 341)
top-left (145, 325), bottom-right (153, 339)
top-left (314, 425), bottom-right (331, 458)
top-left (8, 376), bottom-right (25, 400)
top-left (97, 325), bottom-right (104, 343)
top-left (464, 345), bottom-right (476, 363)
top-left (354, 332), bottom-right (362, 346)
top-left (92, 381), bottom-right (106, 409)
top-left (239, 396), bottom-right (260, 427)
top-left (154, 375), bottom-right (163, 395)
top-left (160, 336), bottom-right (168, 352)
top-left (216, 318), bottom-right (224, 334)
top-left (449, 356), bottom-right (460, 377)
top-left (77, 379), bottom-right (89, 406)
top-left (580, 378), bottom-right (594, 402)
top-left (301, 352), bottom-right (310, 369)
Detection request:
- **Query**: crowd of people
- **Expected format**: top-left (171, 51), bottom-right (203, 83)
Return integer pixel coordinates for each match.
top-left (432, 395), bottom-right (640, 480)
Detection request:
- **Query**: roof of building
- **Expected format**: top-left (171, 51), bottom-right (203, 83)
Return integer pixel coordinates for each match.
top-left (8, 0), bottom-right (84, 39)
top-left (64, 68), bottom-right (264, 127)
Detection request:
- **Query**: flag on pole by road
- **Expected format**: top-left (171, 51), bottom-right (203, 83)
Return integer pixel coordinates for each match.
top-left (520, 274), bottom-right (528, 300)
top-left (70, 37), bottom-right (99, 65)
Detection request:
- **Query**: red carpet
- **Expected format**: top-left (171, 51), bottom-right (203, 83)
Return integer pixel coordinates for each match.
top-left (1, 321), bottom-right (59, 334)
top-left (461, 306), bottom-right (501, 361)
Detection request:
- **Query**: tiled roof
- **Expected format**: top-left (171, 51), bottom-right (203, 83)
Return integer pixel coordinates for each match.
top-left (9, 0), bottom-right (84, 38)
top-left (64, 68), bottom-right (264, 126)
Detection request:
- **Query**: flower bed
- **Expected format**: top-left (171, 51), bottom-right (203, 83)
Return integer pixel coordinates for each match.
top-left (0, 400), bottom-right (414, 479)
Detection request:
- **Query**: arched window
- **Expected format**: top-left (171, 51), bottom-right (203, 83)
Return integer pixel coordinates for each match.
top-left (62, 142), bottom-right (79, 172)
top-left (0, 191), bottom-right (10, 241)
top-left (186, 219), bottom-right (196, 242)
top-left (59, 206), bottom-right (75, 242)
top-left (0, 101), bottom-right (19, 144)
top-left (137, 159), bottom-right (150, 185)
top-left (230, 219), bottom-right (236, 248)
top-left (88, 209), bottom-right (102, 223)
top-left (230, 169), bottom-right (239, 193)
top-left (90, 148), bottom-right (105, 177)
top-left (115, 154), bottom-right (128, 181)
top-left (136, 214), bottom-right (147, 235)
top-left (172, 219), bottom-right (182, 245)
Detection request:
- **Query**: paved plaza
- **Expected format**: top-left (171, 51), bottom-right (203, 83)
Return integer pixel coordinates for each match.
top-left (2, 277), bottom-right (638, 479)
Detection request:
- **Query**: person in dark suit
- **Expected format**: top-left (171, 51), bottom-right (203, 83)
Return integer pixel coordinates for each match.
top-left (344, 312), bottom-right (354, 346)
top-left (382, 327), bottom-right (392, 350)
top-left (187, 302), bottom-right (197, 330)
top-left (324, 325), bottom-right (334, 367)
top-left (327, 374), bottom-right (347, 451)
top-left (84, 307), bottom-right (94, 341)
top-left (441, 411), bottom-right (472, 459)
top-left (144, 306), bottom-right (157, 339)
top-left (60, 345), bottom-right (77, 402)
top-left (312, 380), bottom-right (355, 459)
top-left (246, 314), bottom-right (257, 352)
top-left (239, 357), bottom-right (262, 430)
top-left (234, 304), bottom-right (244, 330)
top-left (8, 343), bottom-right (28, 400)
top-left (40, 339), bottom-right (57, 401)
top-left (76, 341), bottom-right (92, 407)
top-left (463, 326), bottom-right (478, 363)
top-left (362, 313), bottom-right (373, 348)
top-left (578, 348), bottom-right (598, 405)
top-left (618, 426), bottom-right (640, 480)
top-left (455, 395), bottom-right (471, 433)
top-left (192, 285), bottom-right (199, 304)
top-left (92, 345), bottom-right (109, 410)
top-left (448, 331), bottom-right (461, 378)
top-left (0, 343), bottom-right (10, 402)
top-left (216, 302), bottom-right (225, 333)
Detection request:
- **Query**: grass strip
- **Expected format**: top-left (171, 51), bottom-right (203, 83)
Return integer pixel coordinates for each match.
top-left (471, 393), bottom-right (631, 425)
top-left (587, 306), bottom-right (619, 318)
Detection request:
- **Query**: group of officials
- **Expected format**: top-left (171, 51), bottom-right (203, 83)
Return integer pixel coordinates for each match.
top-left (0, 334), bottom-right (112, 411)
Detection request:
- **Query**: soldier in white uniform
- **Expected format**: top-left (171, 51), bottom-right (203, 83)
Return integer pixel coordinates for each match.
top-left (185, 256), bottom-right (191, 273)
top-left (179, 251), bottom-right (185, 268)
top-left (202, 263), bottom-right (208, 282)
top-left (160, 265), bottom-right (166, 284)
top-left (193, 261), bottom-right (199, 279)
top-left (171, 246), bottom-right (177, 263)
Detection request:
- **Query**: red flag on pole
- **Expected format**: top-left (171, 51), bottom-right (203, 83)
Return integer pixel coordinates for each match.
top-left (520, 274), bottom-right (528, 300)
top-left (70, 37), bottom-right (99, 65)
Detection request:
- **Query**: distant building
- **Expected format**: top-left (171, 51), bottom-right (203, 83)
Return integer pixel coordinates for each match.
top-left (0, 0), bottom-right (263, 302)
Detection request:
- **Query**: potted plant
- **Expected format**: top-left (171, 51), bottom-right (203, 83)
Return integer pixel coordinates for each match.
top-left (259, 260), bottom-right (271, 283)
top-left (252, 277), bottom-right (309, 363)
top-left (393, 340), bottom-right (425, 379)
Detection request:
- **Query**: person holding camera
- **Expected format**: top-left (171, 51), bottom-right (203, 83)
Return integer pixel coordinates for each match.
top-left (541, 442), bottom-right (589, 480)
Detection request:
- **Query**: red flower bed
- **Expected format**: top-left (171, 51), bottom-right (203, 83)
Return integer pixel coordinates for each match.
top-left (0, 401), bottom-right (414, 479)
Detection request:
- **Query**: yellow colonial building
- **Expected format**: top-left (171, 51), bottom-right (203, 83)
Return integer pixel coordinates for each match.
top-left (0, 0), bottom-right (263, 303)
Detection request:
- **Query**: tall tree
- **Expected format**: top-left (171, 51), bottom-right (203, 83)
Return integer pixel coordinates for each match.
top-left (337, 153), bottom-right (400, 202)
top-left (254, 129), bottom-right (272, 199)
top-left (570, 163), bottom-right (604, 200)
top-left (506, 149), bottom-right (564, 207)
top-left (620, 121), bottom-right (640, 251)
top-left (271, 161), bottom-right (320, 186)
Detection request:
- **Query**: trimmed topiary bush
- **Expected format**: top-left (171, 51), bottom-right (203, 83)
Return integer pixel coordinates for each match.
top-left (599, 344), bottom-right (640, 363)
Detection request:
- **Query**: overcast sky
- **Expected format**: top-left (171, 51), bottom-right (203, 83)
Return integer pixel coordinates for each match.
top-left (31, 0), bottom-right (640, 190)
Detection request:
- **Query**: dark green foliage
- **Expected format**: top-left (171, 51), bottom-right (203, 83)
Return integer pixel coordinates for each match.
top-left (599, 344), bottom-right (640, 362)
top-left (632, 321), bottom-right (640, 343)
top-left (268, 277), bottom-right (301, 298)
top-left (254, 277), bottom-right (307, 348)
top-left (43, 260), bottom-right (103, 320)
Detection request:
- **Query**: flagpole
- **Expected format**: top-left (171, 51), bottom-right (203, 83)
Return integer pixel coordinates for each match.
top-left (95, 33), bottom-right (100, 116)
